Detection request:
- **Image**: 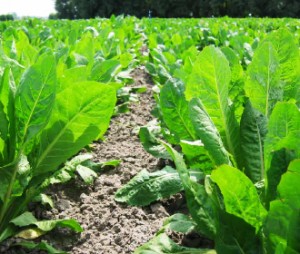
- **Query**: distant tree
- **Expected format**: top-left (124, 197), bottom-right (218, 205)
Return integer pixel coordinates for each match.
top-left (54, 0), bottom-right (300, 19)
top-left (49, 13), bottom-right (58, 19)
top-left (0, 14), bottom-right (14, 21)
top-left (55, 0), bottom-right (76, 19)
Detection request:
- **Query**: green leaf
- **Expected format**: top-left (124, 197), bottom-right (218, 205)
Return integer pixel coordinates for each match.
top-left (90, 59), bottom-right (121, 83)
top-left (76, 165), bottom-right (97, 184)
top-left (221, 47), bottom-right (245, 122)
top-left (240, 99), bottom-right (268, 183)
top-left (160, 213), bottom-right (197, 234)
top-left (185, 46), bottom-right (241, 168)
top-left (264, 102), bottom-right (300, 202)
top-left (98, 159), bottom-right (121, 168)
top-left (11, 211), bottom-right (83, 233)
top-left (134, 233), bottom-right (216, 254)
top-left (29, 81), bottom-right (116, 176)
top-left (0, 67), bottom-right (16, 164)
top-left (160, 80), bottom-right (196, 141)
top-left (139, 126), bottom-right (171, 160)
top-left (265, 189), bottom-right (300, 254)
top-left (285, 209), bottom-right (300, 254)
top-left (33, 194), bottom-right (54, 208)
top-left (245, 42), bottom-right (281, 117)
top-left (277, 160), bottom-right (300, 209)
top-left (15, 53), bottom-right (56, 145)
top-left (264, 201), bottom-right (291, 253)
top-left (164, 143), bottom-right (217, 239)
top-left (11, 211), bottom-right (37, 226)
top-left (189, 98), bottom-right (231, 167)
top-left (211, 165), bottom-right (267, 231)
top-left (265, 149), bottom-right (297, 206)
top-left (262, 29), bottom-right (300, 102)
top-left (16, 240), bottom-right (67, 254)
top-left (180, 140), bottom-right (213, 173)
top-left (215, 212), bottom-right (262, 254)
top-left (115, 166), bottom-right (184, 206)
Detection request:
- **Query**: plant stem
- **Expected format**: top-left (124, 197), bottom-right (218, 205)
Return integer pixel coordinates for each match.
top-left (0, 161), bottom-right (19, 233)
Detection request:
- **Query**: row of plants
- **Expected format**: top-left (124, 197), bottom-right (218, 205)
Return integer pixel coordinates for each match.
top-left (116, 21), bottom-right (300, 253)
top-left (0, 17), bottom-right (299, 253)
top-left (0, 16), bottom-right (145, 252)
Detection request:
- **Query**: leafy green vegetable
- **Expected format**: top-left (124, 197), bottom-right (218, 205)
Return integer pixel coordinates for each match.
top-left (115, 166), bottom-right (184, 206)
top-left (16, 240), bottom-right (68, 254)
top-left (0, 49), bottom-right (117, 247)
top-left (134, 233), bottom-right (216, 254)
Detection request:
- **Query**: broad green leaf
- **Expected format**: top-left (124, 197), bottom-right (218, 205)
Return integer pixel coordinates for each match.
top-left (10, 211), bottom-right (37, 226)
top-left (29, 81), bottom-right (116, 176)
top-left (164, 143), bottom-right (217, 239)
top-left (185, 46), bottom-right (241, 168)
top-left (90, 59), bottom-right (121, 83)
top-left (266, 149), bottom-right (296, 206)
top-left (221, 46), bottom-right (245, 121)
top-left (139, 126), bottom-right (171, 160)
top-left (277, 160), bottom-right (300, 209)
top-left (262, 29), bottom-right (300, 102)
top-left (134, 233), bottom-right (216, 254)
top-left (115, 166), bottom-right (184, 206)
top-left (15, 30), bottom-right (38, 66)
top-left (180, 140), bottom-right (213, 173)
top-left (211, 165), bottom-right (267, 231)
top-left (189, 98), bottom-right (231, 166)
top-left (245, 42), bottom-right (281, 117)
top-left (264, 201), bottom-right (291, 253)
top-left (16, 240), bottom-right (67, 254)
top-left (159, 213), bottom-right (197, 234)
top-left (265, 102), bottom-right (300, 201)
top-left (58, 66), bottom-right (88, 90)
top-left (215, 212), bottom-right (263, 254)
top-left (11, 211), bottom-right (82, 233)
top-left (160, 80), bottom-right (196, 141)
top-left (240, 99), bottom-right (268, 183)
top-left (15, 53), bottom-right (56, 145)
top-left (74, 32), bottom-right (94, 66)
top-left (285, 210), bottom-right (300, 254)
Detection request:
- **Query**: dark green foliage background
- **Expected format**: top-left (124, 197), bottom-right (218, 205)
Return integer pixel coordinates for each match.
top-left (54, 0), bottom-right (300, 19)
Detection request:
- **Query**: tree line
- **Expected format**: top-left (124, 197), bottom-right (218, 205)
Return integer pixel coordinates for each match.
top-left (53, 0), bottom-right (300, 19)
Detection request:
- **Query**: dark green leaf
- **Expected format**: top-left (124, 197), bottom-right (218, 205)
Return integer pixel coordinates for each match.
top-left (139, 126), bottom-right (171, 160)
top-left (240, 99), bottom-right (268, 183)
top-left (115, 166), bottom-right (183, 206)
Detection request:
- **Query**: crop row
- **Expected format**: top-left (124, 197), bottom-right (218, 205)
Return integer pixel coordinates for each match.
top-left (0, 17), bottom-right (299, 253)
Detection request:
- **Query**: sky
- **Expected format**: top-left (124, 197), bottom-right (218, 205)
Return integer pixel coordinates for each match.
top-left (0, 0), bottom-right (56, 17)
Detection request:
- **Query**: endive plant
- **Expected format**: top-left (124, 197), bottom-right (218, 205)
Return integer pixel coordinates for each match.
top-left (0, 52), bottom-right (116, 243)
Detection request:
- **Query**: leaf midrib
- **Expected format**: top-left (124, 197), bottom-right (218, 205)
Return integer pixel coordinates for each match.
top-left (35, 93), bottom-right (100, 171)
top-left (21, 63), bottom-right (54, 145)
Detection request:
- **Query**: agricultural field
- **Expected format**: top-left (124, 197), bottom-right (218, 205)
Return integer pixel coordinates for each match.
top-left (0, 16), bottom-right (299, 254)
